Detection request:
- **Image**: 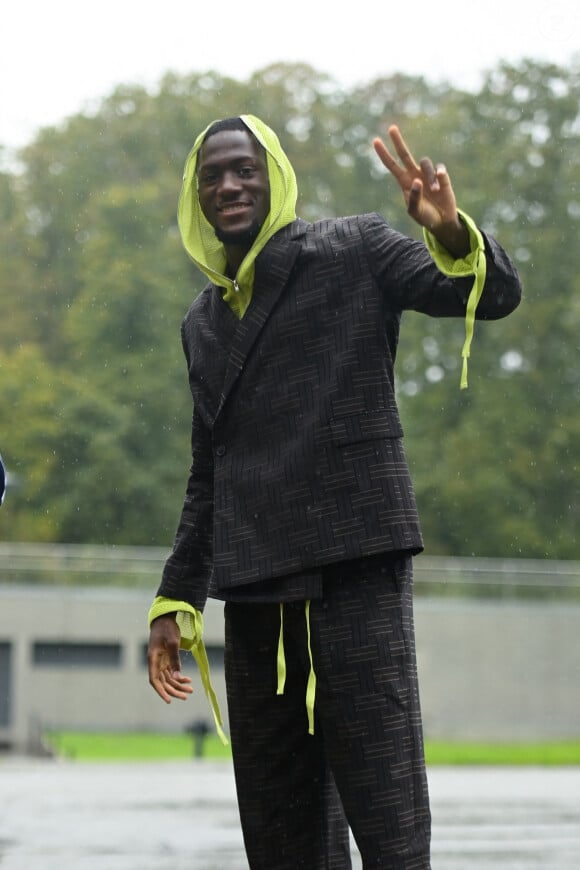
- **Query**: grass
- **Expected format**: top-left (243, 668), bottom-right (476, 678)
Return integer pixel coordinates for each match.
top-left (43, 730), bottom-right (580, 766)
top-left (44, 730), bottom-right (232, 762)
top-left (424, 740), bottom-right (580, 766)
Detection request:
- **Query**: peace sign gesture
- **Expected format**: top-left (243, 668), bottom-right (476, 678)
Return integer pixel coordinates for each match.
top-left (373, 125), bottom-right (470, 259)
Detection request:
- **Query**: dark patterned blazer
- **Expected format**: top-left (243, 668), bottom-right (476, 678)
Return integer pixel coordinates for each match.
top-left (159, 213), bottom-right (521, 608)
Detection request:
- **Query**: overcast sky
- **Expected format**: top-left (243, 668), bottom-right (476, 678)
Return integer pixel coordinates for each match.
top-left (2, 0), bottom-right (577, 152)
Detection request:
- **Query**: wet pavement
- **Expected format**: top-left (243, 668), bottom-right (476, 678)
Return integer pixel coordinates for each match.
top-left (0, 759), bottom-right (579, 869)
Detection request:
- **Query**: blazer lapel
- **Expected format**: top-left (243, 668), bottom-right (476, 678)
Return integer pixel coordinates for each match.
top-left (215, 223), bottom-right (304, 418)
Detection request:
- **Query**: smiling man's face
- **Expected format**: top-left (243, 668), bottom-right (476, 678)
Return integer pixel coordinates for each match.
top-left (197, 128), bottom-right (271, 249)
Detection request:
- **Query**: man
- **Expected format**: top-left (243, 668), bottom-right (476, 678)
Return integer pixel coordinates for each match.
top-left (148, 115), bottom-right (521, 868)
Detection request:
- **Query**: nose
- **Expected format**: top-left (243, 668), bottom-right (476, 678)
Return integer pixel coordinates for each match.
top-left (218, 170), bottom-right (242, 196)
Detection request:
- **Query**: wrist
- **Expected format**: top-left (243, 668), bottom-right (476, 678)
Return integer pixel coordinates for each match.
top-left (433, 215), bottom-right (470, 259)
top-left (152, 611), bottom-right (177, 623)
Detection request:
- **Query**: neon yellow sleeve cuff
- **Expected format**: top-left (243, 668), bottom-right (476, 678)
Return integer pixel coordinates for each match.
top-left (423, 208), bottom-right (487, 389)
top-left (148, 596), bottom-right (228, 745)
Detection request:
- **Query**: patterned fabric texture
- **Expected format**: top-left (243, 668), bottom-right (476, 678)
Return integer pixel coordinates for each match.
top-left (158, 212), bottom-right (521, 609)
top-left (224, 554), bottom-right (431, 869)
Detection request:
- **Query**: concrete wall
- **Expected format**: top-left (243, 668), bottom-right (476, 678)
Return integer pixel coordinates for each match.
top-left (1, 584), bottom-right (579, 752)
top-left (0, 586), bottom-right (228, 753)
top-left (415, 599), bottom-right (580, 741)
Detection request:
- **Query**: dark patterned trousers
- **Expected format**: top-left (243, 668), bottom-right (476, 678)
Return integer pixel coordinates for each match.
top-left (224, 554), bottom-right (431, 869)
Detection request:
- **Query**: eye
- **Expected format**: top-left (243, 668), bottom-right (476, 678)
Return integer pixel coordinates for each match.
top-left (238, 166), bottom-right (256, 178)
top-left (199, 171), bottom-right (218, 185)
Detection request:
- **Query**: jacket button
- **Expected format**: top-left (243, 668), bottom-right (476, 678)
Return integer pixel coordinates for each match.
top-left (215, 444), bottom-right (226, 457)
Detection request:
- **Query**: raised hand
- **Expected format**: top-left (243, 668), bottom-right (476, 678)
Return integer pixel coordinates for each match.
top-left (373, 125), bottom-right (469, 258)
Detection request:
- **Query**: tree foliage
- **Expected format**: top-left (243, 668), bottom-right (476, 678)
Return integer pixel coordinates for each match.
top-left (1, 59), bottom-right (579, 556)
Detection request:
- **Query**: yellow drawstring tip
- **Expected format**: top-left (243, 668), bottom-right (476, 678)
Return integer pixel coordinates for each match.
top-left (188, 609), bottom-right (229, 746)
top-left (306, 670), bottom-right (316, 735)
top-left (460, 355), bottom-right (469, 390)
top-left (277, 603), bottom-right (286, 695)
top-left (304, 600), bottom-right (316, 735)
top-left (215, 722), bottom-right (229, 746)
top-left (192, 644), bottom-right (230, 746)
top-left (275, 601), bottom-right (317, 734)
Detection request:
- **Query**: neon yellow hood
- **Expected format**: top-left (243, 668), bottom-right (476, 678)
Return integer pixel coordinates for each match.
top-left (178, 114), bottom-right (298, 318)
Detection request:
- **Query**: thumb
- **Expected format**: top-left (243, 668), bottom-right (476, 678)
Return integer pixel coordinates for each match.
top-left (407, 179), bottom-right (423, 217)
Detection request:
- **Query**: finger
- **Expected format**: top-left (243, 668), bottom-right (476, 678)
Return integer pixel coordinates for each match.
top-left (163, 680), bottom-right (193, 701)
top-left (168, 671), bottom-right (193, 692)
top-left (150, 671), bottom-right (174, 704)
top-left (372, 137), bottom-right (401, 177)
top-left (148, 644), bottom-right (191, 700)
top-left (387, 125), bottom-right (420, 172)
top-left (153, 668), bottom-right (193, 703)
top-left (420, 157), bottom-right (439, 191)
top-left (407, 179), bottom-right (423, 218)
top-left (435, 163), bottom-right (452, 190)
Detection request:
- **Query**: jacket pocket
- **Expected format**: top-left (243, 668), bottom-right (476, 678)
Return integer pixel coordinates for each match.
top-left (328, 409), bottom-right (403, 447)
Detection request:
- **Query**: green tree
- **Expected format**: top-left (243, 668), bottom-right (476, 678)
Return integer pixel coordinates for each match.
top-left (395, 60), bottom-right (580, 557)
top-left (1, 59), bottom-right (579, 558)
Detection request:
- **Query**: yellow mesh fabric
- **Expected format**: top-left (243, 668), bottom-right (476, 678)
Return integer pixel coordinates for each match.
top-left (177, 114), bottom-right (298, 319)
top-left (423, 208), bottom-right (487, 389)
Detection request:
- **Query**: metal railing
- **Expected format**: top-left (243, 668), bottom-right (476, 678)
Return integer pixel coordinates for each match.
top-left (0, 542), bottom-right (168, 587)
top-left (1, 542), bottom-right (579, 598)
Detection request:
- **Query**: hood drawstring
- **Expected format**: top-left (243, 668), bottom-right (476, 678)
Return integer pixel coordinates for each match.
top-left (277, 601), bottom-right (317, 735)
